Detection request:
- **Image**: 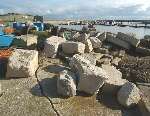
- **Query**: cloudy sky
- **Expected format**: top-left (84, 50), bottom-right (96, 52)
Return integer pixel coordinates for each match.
top-left (0, 0), bottom-right (150, 19)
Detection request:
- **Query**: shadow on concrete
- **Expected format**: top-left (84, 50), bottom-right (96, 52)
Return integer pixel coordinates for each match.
top-left (31, 76), bottom-right (67, 99)
top-left (43, 65), bottom-right (68, 74)
top-left (96, 88), bottom-right (142, 116)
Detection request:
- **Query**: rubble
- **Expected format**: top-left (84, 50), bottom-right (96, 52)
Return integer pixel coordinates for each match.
top-left (116, 32), bottom-right (140, 47)
top-left (57, 70), bottom-right (77, 97)
top-left (96, 32), bottom-right (107, 42)
top-left (117, 82), bottom-right (141, 108)
top-left (90, 37), bottom-right (102, 49)
top-left (94, 47), bottom-right (109, 54)
top-left (136, 47), bottom-right (150, 56)
top-left (6, 49), bottom-right (38, 78)
top-left (101, 65), bottom-right (128, 93)
top-left (80, 53), bottom-right (97, 65)
top-left (61, 41), bottom-right (85, 54)
top-left (44, 36), bottom-right (66, 58)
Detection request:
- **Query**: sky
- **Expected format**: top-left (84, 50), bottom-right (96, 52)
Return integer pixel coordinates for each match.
top-left (0, 0), bottom-right (150, 19)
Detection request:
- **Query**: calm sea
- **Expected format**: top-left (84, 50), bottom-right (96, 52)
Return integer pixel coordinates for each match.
top-left (59, 25), bottom-right (150, 39)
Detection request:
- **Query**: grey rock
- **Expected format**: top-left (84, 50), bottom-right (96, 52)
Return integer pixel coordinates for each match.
top-left (116, 32), bottom-right (140, 47)
top-left (57, 70), bottom-right (77, 97)
top-left (44, 36), bottom-right (66, 58)
top-left (117, 82), bottom-right (141, 108)
top-left (90, 37), bottom-right (102, 49)
top-left (61, 41), bottom-right (85, 54)
top-left (102, 65), bottom-right (127, 93)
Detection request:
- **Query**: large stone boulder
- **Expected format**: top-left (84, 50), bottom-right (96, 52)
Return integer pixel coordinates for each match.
top-left (57, 70), bottom-right (77, 97)
top-left (117, 82), bottom-right (141, 108)
top-left (77, 64), bottom-right (108, 95)
top-left (69, 54), bottom-right (108, 94)
top-left (44, 36), bottom-right (66, 58)
top-left (61, 41), bottom-right (85, 54)
top-left (73, 32), bottom-right (89, 42)
top-left (90, 37), bottom-right (102, 49)
top-left (106, 33), bottom-right (131, 50)
top-left (102, 65), bottom-right (127, 93)
top-left (96, 32), bottom-right (107, 42)
top-left (116, 32), bottom-right (140, 47)
top-left (6, 49), bottom-right (38, 78)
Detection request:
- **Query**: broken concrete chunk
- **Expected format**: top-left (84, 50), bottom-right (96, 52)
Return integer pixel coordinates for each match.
top-left (57, 70), bottom-right (77, 97)
top-left (61, 41), bottom-right (85, 54)
top-left (136, 47), bottom-right (150, 56)
top-left (116, 32), bottom-right (140, 47)
top-left (77, 64), bottom-right (108, 95)
top-left (102, 65), bottom-right (127, 93)
top-left (73, 32), bottom-right (89, 42)
top-left (44, 36), bottom-right (66, 58)
top-left (117, 82), bottom-right (141, 108)
top-left (90, 37), bottom-right (102, 49)
top-left (6, 49), bottom-right (38, 78)
top-left (96, 58), bottom-right (111, 66)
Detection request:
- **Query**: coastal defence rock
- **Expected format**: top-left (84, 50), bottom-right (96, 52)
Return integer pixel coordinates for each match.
top-left (6, 49), bottom-right (38, 78)
top-left (101, 65), bottom-right (127, 93)
top-left (77, 64), bottom-right (108, 95)
top-left (90, 37), bottom-right (102, 49)
top-left (44, 36), bottom-right (66, 58)
top-left (69, 54), bottom-right (108, 94)
top-left (136, 47), bottom-right (150, 56)
top-left (61, 41), bottom-right (85, 54)
top-left (57, 70), bottom-right (77, 97)
top-left (117, 82), bottom-right (141, 108)
top-left (116, 32), bottom-right (140, 47)
top-left (106, 33), bottom-right (131, 50)
top-left (96, 32), bottom-right (107, 42)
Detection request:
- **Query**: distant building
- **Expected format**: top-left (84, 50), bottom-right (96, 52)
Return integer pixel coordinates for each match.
top-left (33, 15), bottom-right (43, 22)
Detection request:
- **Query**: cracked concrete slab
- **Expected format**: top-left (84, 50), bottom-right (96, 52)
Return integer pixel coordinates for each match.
top-left (37, 57), bottom-right (142, 116)
top-left (0, 77), bottom-right (57, 116)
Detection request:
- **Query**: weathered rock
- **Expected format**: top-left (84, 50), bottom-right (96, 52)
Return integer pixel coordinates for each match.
top-left (44, 36), bottom-right (66, 58)
top-left (57, 70), bottom-right (77, 97)
top-left (69, 54), bottom-right (108, 94)
top-left (82, 39), bottom-right (93, 53)
top-left (80, 53), bottom-right (97, 65)
top-left (111, 57), bottom-right (122, 66)
top-left (69, 54), bottom-right (92, 73)
top-left (136, 47), bottom-right (150, 56)
top-left (116, 32), bottom-right (140, 47)
top-left (61, 41), bottom-right (85, 54)
top-left (6, 49), bottom-right (38, 78)
top-left (106, 33), bottom-right (131, 50)
top-left (102, 65), bottom-right (127, 93)
top-left (73, 32), bottom-right (89, 42)
top-left (96, 32), bottom-right (107, 42)
top-left (90, 37), bottom-right (102, 49)
top-left (117, 82), bottom-right (141, 108)
top-left (77, 64), bottom-right (108, 95)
